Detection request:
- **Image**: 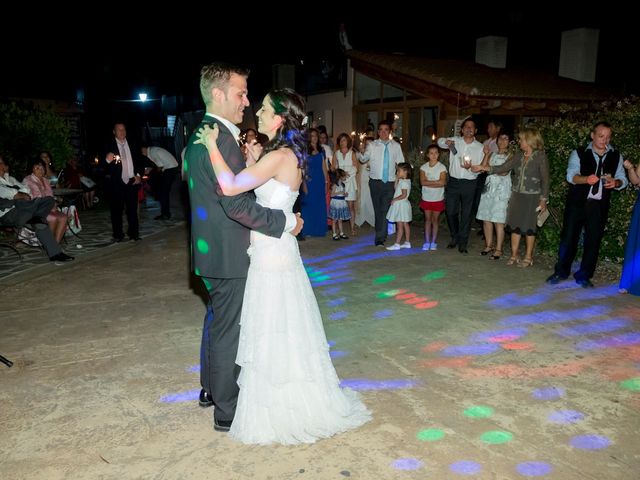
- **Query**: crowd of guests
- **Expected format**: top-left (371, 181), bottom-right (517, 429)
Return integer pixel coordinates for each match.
top-left (300, 118), bottom-right (638, 296)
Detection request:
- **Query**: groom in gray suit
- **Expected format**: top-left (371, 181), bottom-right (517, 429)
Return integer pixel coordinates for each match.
top-left (185, 63), bottom-right (302, 432)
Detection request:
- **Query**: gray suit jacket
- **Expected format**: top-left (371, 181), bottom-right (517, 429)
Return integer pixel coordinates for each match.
top-left (186, 117), bottom-right (286, 279)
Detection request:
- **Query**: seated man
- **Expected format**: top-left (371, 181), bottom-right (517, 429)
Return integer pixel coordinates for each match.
top-left (0, 155), bottom-right (74, 263)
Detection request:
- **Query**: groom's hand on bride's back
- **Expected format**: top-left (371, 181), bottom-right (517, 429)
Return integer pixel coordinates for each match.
top-left (291, 213), bottom-right (304, 236)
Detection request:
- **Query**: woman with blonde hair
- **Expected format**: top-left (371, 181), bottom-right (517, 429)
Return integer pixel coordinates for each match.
top-left (472, 126), bottom-right (549, 267)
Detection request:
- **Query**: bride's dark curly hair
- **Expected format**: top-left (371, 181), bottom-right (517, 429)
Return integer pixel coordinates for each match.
top-left (261, 88), bottom-right (307, 171)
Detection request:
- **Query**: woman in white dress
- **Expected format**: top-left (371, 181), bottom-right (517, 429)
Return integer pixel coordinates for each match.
top-left (331, 133), bottom-right (359, 235)
top-left (475, 133), bottom-right (513, 260)
top-left (355, 136), bottom-right (375, 228)
top-left (196, 88), bottom-right (371, 445)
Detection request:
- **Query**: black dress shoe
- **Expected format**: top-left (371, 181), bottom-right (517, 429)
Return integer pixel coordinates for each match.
top-left (214, 417), bottom-right (232, 432)
top-left (545, 273), bottom-right (567, 285)
top-left (49, 252), bottom-right (75, 262)
top-left (375, 241), bottom-right (385, 247)
top-left (576, 278), bottom-right (595, 288)
top-left (447, 242), bottom-right (457, 249)
top-left (130, 236), bottom-right (141, 242)
top-left (458, 246), bottom-right (468, 254)
top-left (199, 389), bottom-right (214, 408)
top-left (113, 236), bottom-right (125, 243)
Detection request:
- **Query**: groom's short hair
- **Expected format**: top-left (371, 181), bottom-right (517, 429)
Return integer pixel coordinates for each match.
top-left (200, 62), bottom-right (250, 105)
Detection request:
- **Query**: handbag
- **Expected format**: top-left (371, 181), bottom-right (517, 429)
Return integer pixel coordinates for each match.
top-left (536, 208), bottom-right (550, 228)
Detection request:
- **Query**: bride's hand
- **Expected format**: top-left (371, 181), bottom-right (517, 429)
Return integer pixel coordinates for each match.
top-left (245, 140), bottom-right (263, 166)
top-left (194, 124), bottom-right (219, 150)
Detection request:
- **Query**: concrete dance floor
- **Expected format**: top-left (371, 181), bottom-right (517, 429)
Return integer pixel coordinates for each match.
top-left (1, 225), bottom-right (638, 479)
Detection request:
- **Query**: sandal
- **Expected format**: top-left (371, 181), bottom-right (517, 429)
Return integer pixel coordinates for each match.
top-left (480, 246), bottom-right (494, 256)
top-left (491, 250), bottom-right (503, 260)
top-left (518, 257), bottom-right (534, 268)
top-left (340, 233), bottom-right (349, 239)
top-left (332, 234), bottom-right (340, 241)
top-left (506, 256), bottom-right (520, 266)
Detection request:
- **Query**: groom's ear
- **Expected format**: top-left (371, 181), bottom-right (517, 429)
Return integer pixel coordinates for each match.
top-left (212, 87), bottom-right (224, 104)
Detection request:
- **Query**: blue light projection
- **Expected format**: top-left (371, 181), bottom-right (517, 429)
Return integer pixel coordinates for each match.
top-left (568, 284), bottom-right (620, 301)
top-left (391, 458), bottom-right (424, 471)
top-left (556, 317), bottom-right (632, 337)
top-left (531, 386), bottom-right (565, 400)
top-left (373, 309), bottom-right (394, 320)
top-left (570, 434), bottom-right (611, 450)
top-left (449, 460), bottom-right (482, 475)
top-left (340, 378), bottom-right (420, 391)
top-left (329, 350), bottom-right (349, 359)
top-left (516, 462), bottom-right (553, 476)
top-left (499, 306), bottom-right (610, 327)
top-left (576, 332), bottom-right (640, 351)
top-left (312, 277), bottom-right (355, 287)
top-left (159, 388), bottom-right (199, 403)
top-left (488, 291), bottom-right (551, 309)
top-left (327, 340), bottom-right (337, 347)
top-left (186, 365), bottom-right (200, 373)
top-left (329, 311), bottom-right (349, 321)
top-left (440, 343), bottom-right (500, 357)
top-left (548, 410), bottom-right (584, 424)
top-left (470, 327), bottom-right (529, 343)
top-left (322, 287), bottom-right (342, 296)
top-left (327, 297), bottom-right (346, 307)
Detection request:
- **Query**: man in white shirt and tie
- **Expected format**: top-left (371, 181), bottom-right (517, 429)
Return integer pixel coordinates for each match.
top-left (359, 120), bottom-right (405, 246)
top-left (103, 123), bottom-right (144, 242)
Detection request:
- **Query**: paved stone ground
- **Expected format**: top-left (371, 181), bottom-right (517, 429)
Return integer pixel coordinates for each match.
top-left (1, 194), bottom-right (638, 479)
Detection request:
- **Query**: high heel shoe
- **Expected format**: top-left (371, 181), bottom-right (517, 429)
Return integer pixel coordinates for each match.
top-left (480, 246), bottom-right (494, 256)
top-left (518, 257), bottom-right (534, 268)
top-left (491, 250), bottom-right (503, 260)
top-left (506, 256), bottom-right (520, 266)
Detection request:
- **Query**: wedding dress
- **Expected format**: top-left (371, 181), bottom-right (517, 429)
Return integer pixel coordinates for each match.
top-left (229, 178), bottom-right (371, 445)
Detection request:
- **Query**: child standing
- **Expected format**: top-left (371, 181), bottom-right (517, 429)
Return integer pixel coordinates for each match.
top-left (419, 144), bottom-right (447, 250)
top-left (329, 169), bottom-right (351, 240)
top-left (386, 163), bottom-right (413, 250)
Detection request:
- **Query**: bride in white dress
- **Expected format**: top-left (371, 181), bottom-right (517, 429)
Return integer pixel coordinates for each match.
top-left (196, 88), bottom-right (371, 445)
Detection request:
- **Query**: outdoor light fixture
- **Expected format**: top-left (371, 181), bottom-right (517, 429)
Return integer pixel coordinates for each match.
top-left (138, 93), bottom-right (148, 102)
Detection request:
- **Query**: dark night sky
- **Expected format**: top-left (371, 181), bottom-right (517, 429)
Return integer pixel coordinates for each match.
top-left (1, 7), bottom-right (632, 151)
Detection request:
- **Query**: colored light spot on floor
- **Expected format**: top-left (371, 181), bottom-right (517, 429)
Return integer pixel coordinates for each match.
top-left (557, 317), bottom-right (631, 337)
top-left (373, 274), bottom-right (396, 284)
top-left (570, 434), bottom-right (611, 450)
top-left (577, 332), bottom-right (640, 351)
top-left (418, 357), bottom-right (472, 369)
top-left (415, 301), bottom-right (439, 309)
top-left (308, 271), bottom-right (324, 278)
top-left (480, 431), bottom-right (513, 444)
top-left (516, 462), bottom-right (553, 476)
top-left (323, 287), bottom-right (342, 296)
top-left (531, 386), bottom-right (565, 400)
top-left (186, 365), bottom-right (200, 373)
top-left (421, 270), bottom-right (445, 282)
top-left (329, 350), bottom-right (348, 359)
top-left (373, 309), bottom-right (394, 319)
top-left (159, 388), bottom-right (199, 403)
top-left (463, 406), bottom-right (494, 418)
top-left (340, 378), bottom-right (419, 391)
top-left (416, 428), bottom-right (445, 441)
top-left (449, 460), bottom-right (482, 475)
top-left (313, 275), bottom-right (331, 282)
top-left (327, 340), bottom-right (337, 347)
top-left (404, 297), bottom-right (428, 305)
top-left (548, 410), bottom-right (584, 424)
top-left (196, 238), bottom-right (209, 254)
top-left (471, 327), bottom-right (528, 343)
top-left (330, 311), bottom-right (348, 321)
top-left (441, 344), bottom-right (500, 357)
top-left (422, 341), bottom-right (448, 352)
top-left (620, 377), bottom-right (640, 391)
top-left (377, 289), bottom-right (405, 298)
top-left (501, 342), bottom-right (535, 351)
top-left (396, 292), bottom-right (417, 300)
top-left (327, 297), bottom-right (346, 307)
top-left (391, 458), bottom-right (423, 470)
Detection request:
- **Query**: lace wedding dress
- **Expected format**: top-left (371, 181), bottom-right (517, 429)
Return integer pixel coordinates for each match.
top-left (230, 179), bottom-right (371, 445)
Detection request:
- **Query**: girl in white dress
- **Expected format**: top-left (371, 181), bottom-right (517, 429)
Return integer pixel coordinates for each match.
top-left (331, 133), bottom-right (359, 235)
top-left (196, 88), bottom-right (371, 445)
top-left (386, 163), bottom-right (413, 250)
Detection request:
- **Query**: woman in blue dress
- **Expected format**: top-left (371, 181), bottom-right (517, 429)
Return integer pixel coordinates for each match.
top-left (300, 128), bottom-right (328, 237)
top-left (620, 159), bottom-right (640, 295)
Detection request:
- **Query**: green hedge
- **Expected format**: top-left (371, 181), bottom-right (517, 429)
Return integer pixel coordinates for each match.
top-left (0, 101), bottom-right (72, 177)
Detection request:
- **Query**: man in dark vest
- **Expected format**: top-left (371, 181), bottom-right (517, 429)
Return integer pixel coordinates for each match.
top-left (546, 121), bottom-right (628, 287)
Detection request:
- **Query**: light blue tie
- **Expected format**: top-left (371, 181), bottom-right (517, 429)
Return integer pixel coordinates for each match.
top-left (381, 142), bottom-right (390, 182)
